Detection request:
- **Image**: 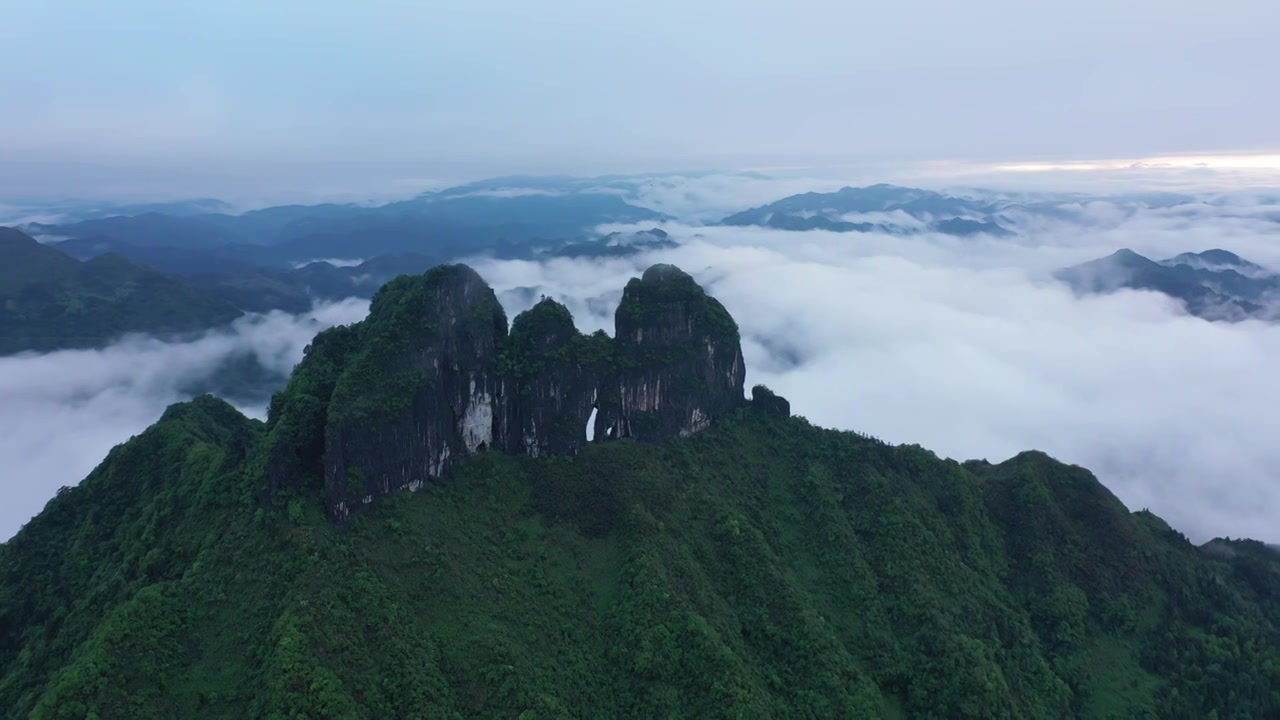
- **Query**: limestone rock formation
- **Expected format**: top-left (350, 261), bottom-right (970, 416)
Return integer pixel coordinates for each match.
top-left (266, 262), bottom-right (746, 520)
top-left (322, 265), bottom-right (508, 519)
top-left (595, 264), bottom-right (746, 441)
top-left (502, 298), bottom-right (612, 458)
top-left (750, 384), bottom-right (791, 418)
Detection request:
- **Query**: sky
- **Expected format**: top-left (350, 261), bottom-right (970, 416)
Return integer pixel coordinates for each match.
top-left (2, 0), bottom-right (1279, 200)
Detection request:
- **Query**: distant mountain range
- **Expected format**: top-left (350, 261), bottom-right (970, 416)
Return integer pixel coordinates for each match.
top-left (714, 182), bottom-right (1280, 237)
top-left (0, 212), bottom-right (682, 359)
top-left (720, 184), bottom-right (1016, 236)
top-left (23, 187), bottom-right (667, 265)
top-left (7, 176), bottom-right (1276, 359)
top-left (545, 228), bottom-right (677, 259)
top-left (1, 197), bottom-right (232, 225)
top-left (43, 235), bottom-right (430, 315)
top-left (7, 182), bottom-right (677, 325)
top-left (19, 178), bottom-right (1268, 282)
top-left (1055, 249), bottom-right (1279, 321)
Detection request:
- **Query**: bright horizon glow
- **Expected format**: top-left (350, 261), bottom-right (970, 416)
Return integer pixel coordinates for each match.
top-left (988, 152), bottom-right (1280, 173)
top-left (6, 153), bottom-right (1280, 212)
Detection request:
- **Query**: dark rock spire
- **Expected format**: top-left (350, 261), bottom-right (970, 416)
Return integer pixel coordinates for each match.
top-left (594, 264), bottom-right (746, 441)
top-left (264, 262), bottom-right (748, 520)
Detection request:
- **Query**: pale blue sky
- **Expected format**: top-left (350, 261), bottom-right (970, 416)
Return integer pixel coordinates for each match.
top-left (1, 0), bottom-right (1276, 199)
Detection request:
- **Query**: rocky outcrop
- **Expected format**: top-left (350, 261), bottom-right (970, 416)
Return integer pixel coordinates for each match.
top-left (322, 266), bottom-right (509, 520)
top-left (750, 385), bottom-right (791, 418)
top-left (595, 264), bottom-right (746, 441)
top-left (267, 262), bottom-right (746, 520)
top-left (257, 323), bottom-right (361, 499)
top-left (502, 298), bottom-right (612, 458)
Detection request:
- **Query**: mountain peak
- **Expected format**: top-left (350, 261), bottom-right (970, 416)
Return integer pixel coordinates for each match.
top-left (1196, 248), bottom-right (1246, 264)
top-left (1058, 248), bottom-right (1274, 322)
top-left (1162, 248), bottom-right (1267, 274)
top-left (603, 264), bottom-right (745, 441)
top-left (1099, 248), bottom-right (1161, 270)
top-left (362, 262), bottom-right (507, 343)
top-left (0, 226), bottom-right (40, 247)
top-left (640, 262), bottom-right (693, 284)
top-left (264, 263), bottom-right (745, 520)
top-left (508, 297), bottom-right (578, 351)
top-left (1109, 248), bottom-right (1148, 261)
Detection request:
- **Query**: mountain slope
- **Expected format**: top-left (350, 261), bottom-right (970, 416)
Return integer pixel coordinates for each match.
top-left (1055, 248), bottom-right (1279, 322)
top-left (1163, 249), bottom-right (1268, 275)
top-left (48, 237), bottom-right (435, 313)
top-left (5, 400), bottom-right (1276, 718)
top-left (0, 227), bottom-right (82, 294)
top-left (51, 235), bottom-right (267, 277)
top-left (1, 264), bottom-right (1277, 719)
top-left (0, 228), bottom-right (245, 354)
top-left (25, 213), bottom-right (242, 248)
top-left (0, 397), bottom-right (265, 717)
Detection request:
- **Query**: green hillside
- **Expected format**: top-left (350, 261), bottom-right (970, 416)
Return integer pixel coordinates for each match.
top-left (3, 397), bottom-right (1277, 719)
top-left (1, 263), bottom-right (1277, 719)
top-left (0, 228), bottom-right (243, 354)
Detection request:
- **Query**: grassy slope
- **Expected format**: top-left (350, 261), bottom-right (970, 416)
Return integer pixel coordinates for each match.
top-left (2, 400), bottom-right (1278, 719)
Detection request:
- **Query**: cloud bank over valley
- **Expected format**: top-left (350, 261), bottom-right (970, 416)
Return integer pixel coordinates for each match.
top-left (466, 195), bottom-right (1280, 545)
top-left (0, 299), bottom-right (369, 539)
top-left (2, 176), bottom-right (1279, 547)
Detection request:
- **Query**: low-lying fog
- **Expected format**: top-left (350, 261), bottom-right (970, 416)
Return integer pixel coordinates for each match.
top-left (4, 178), bottom-right (1279, 545)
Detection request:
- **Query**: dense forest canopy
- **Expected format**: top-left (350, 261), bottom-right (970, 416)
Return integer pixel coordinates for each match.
top-left (1, 263), bottom-right (1277, 719)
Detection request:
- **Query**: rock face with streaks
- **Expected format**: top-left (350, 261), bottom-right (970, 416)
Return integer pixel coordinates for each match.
top-left (501, 298), bottom-right (613, 458)
top-left (595, 264), bottom-right (746, 441)
top-left (266, 262), bottom-right (745, 520)
top-left (321, 265), bottom-right (510, 520)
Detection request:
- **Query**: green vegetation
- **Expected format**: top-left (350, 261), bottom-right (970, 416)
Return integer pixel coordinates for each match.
top-left (611, 264), bottom-right (741, 387)
top-left (3, 394), bottom-right (1277, 718)
top-left (0, 228), bottom-right (244, 354)
top-left (325, 266), bottom-right (504, 427)
top-left (254, 324), bottom-right (362, 496)
top-left (0, 257), bottom-right (1274, 716)
top-left (615, 264), bottom-right (739, 346)
top-left (498, 298), bottom-right (616, 380)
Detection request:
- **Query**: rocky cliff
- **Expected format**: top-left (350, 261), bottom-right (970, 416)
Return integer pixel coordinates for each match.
top-left (321, 266), bottom-right (509, 519)
top-left (595, 264), bottom-right (746, 441)
top-left (263, 262), bottom-right (754, 520)
top-left (500, 298), bottom-right (613, 458)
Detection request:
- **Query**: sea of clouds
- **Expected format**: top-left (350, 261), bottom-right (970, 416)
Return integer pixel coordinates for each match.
top-left (0, 299), bottom-right (369, 539)
top-left (467, 188), bottom-right (1280, 546)
top-left (3, 173), bottom-right (1280, 545)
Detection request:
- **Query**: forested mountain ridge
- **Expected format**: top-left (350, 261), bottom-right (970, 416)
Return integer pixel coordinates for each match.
top-left (719, 184), bottom-right (1016, 237)
top-left (0, 228), bottom-right (245, 354)
top-left (24, 187), bottom-right (667, 263)
top-left (1, 263), bottom-right (1277, 719)
top-left (1055, 248), bottom-right (1280, 322)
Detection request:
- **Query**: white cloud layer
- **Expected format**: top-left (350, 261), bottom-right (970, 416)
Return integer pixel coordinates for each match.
top-left (4, 188), bottom-right (1280, 546)
top-left (292, 257), bottom-right (366, 269)
top-left (0, 299), bottom-right (369, 540)
top-left (467, 203), bottom-right (1280, 545)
